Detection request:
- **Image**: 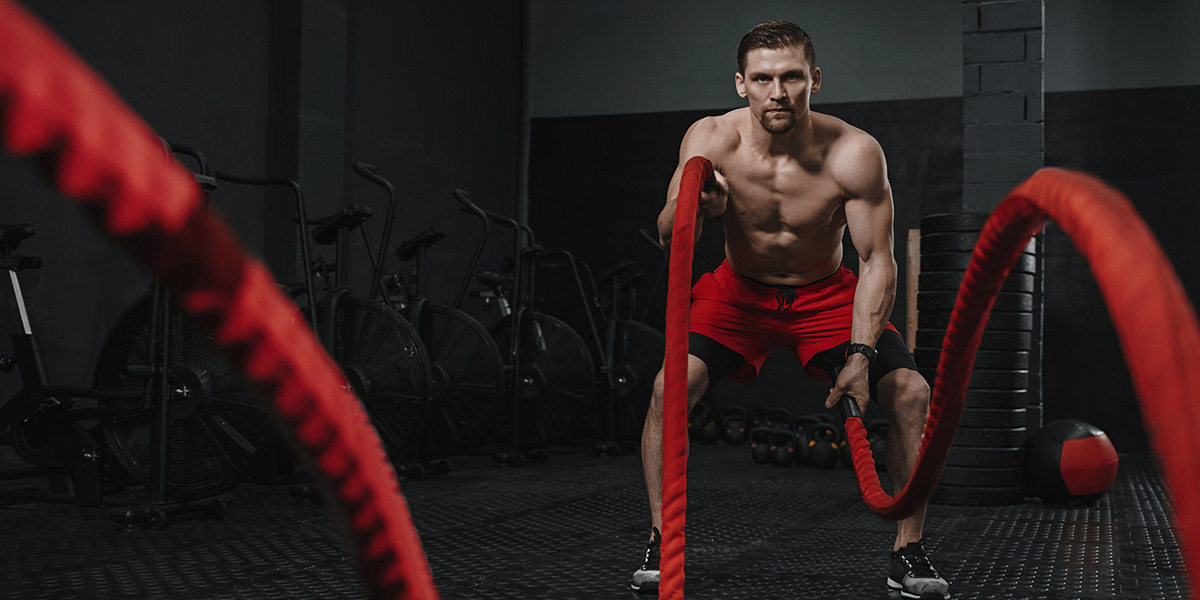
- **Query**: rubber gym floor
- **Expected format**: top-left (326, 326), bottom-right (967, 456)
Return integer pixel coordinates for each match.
top-left (0, 443), bottom-right (1186, 599)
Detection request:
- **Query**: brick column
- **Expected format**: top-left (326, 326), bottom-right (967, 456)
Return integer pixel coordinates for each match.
top-left (962, 0), bottom-right (1045, 433)
top-left (962, 0), bottom-right (1044, 212)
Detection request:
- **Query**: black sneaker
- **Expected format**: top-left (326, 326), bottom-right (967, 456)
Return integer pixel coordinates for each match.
top-left (629, 527), bottom-right (661, 594)
top-left (887, 539), bottom-right (951, 599)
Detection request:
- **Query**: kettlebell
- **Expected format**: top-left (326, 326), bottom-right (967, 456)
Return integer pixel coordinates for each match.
top-left (867, 419), bottom-right (889, 470)
top-left (767, 408), bottom-right (792, 431)
top-left (749, 426), bottom-right (773, 464)
top-left (700, 419), bottom-right (722, 444)
top-left (806, 422), bottom-right (840, 469)
top-left (790, 416), bottom-right (821, 466)
top-left (722, 405), bottom-right (748, 445)
top-left (812, 410), bottom-right (837, 424)
top-left (692, 402), bottom-right (722, 444)
top-left (750, 408), bottom-right (770, 430)
top-left (769, 430), bottom-right (797, 468)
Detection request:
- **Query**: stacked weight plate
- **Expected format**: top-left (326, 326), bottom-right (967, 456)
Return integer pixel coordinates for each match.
top-left (916, 213), bottom-right (1035, 506)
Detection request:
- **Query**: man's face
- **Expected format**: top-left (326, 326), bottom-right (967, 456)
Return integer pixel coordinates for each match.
top-left (735, 45), bottom-right (821, 134)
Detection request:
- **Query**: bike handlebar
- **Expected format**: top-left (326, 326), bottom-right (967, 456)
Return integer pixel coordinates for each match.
top-left (457, 204), bottom-right (536, 248)
top-left (597, 259), bottom-right (634, 285)
top-left (169, 143), bottom-right (209, 176)
top-left (639, 228), bottom-right (666, 256)
top-left (453, 189), bottom-right (491, 310)
top-left (212, 171), bottom-right (318, 339)
top-left (351, 162), bottom-right (398, 302)
top-left (353, 162), bottom-right (377, 177)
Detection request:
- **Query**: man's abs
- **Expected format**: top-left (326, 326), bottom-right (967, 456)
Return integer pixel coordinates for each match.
top-left (724, 226), bottom-right (844, 286)
top-left (718, 179), bottom-right (849, 286)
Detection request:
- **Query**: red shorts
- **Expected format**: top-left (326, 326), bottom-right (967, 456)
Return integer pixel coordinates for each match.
top-left (689, 260), bottom-right (900, 382)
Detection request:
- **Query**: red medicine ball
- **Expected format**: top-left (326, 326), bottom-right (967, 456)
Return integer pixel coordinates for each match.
top-left (1028, 419), bottom-right (1119, 505)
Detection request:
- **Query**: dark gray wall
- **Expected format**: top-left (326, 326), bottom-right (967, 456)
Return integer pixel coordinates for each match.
top-left (529, 0), bottom-right (962, 117)
top-left (0, 2), bottom-right (524, 465)
top-left (528, 0), bottom-right (1200, 118)
top-left (1046, 0), bottom-right (1200, 92)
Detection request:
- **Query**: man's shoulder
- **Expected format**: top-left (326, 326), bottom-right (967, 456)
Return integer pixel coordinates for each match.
top-left (683, 109), bottom-right (743, 155)
top-left (813, 113), bottom-right (881, 166)
top-left (690, 109), bottom-right (744, 137)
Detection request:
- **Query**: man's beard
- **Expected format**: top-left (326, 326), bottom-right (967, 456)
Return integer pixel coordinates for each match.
top-left (760, 109), bottom-right (796, 134)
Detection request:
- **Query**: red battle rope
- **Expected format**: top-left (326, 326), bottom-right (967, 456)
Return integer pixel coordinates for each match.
top-left (660, 155), bottom-right (712, 600)
top-left (0, 2), bottom-right (438, 598)
top-left (839, 166), bottom-right (1200, 567)
top-left (837, 168), bottom-right (1200, 594)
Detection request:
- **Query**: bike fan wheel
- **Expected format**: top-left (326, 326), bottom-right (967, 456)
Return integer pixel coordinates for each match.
top-left (490, 312), bottom-right (595, 450)
top-left (328, 296), bottom-right (431, 459)
top-left (417, 305), bottom-right (505, 457)
top-left (612, 320), bottom-right (664, 441)
top-left (94, 295), bottom-right (273, 500)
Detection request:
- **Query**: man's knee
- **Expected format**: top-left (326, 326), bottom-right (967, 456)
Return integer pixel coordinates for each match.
top-left (650, 354), bottom-right (711, 410)
top-left (880, 369), bottom-right (930, 423)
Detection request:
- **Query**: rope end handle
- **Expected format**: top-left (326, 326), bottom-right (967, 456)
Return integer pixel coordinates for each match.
top-left (838, 395), bottom-right (862, 421)
top-left (829, 365), bottom-right (863, 422)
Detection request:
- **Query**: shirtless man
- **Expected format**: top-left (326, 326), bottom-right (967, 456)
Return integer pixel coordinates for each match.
top-left (630, 21), bottom-right (950, 599)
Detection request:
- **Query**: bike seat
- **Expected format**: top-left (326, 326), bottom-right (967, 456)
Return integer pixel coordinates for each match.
top-left (309, 204), bottom-right (373, 245)
top-left (476, 270), bottom-right (512, 287)
top-left (0, 224), bottom-right (35, 255)
top-left (621, 270), bottom-right (647, 287)
top-left (395, 228), bottom-right (447, 261)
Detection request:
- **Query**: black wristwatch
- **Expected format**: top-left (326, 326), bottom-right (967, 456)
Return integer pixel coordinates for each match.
top-left (845, 343), bottom-right (878, 365)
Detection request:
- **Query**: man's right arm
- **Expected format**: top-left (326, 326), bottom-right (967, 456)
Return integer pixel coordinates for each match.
top-left (658, 118), bottom-right (730, 247)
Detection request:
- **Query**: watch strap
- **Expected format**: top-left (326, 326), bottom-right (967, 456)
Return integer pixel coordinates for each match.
top-left (845, 343), bottom-right (878, 364)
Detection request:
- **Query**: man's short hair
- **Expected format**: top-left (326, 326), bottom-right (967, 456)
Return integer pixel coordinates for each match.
top-left (737, 20), bottom-right (815, 73)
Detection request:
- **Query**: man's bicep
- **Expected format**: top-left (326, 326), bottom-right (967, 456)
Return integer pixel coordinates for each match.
top-left (844, 189), bottom-right (895, 262)
top-left (841, 139), bottom-right (895, 261)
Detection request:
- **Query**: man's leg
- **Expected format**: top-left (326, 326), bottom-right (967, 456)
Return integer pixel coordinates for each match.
top-left (632, 329), bottom-right (748, 594)
top-left (877, 367), bottom-right (951, 599)
top-left (630, 354), bottom-right (711, 594)
top-left (875, 368), bottom-right (932, 549)
top-left (641, 353), bottom-right (710, 532)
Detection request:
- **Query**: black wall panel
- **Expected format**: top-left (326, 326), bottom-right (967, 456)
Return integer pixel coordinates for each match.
top-left (1042, 85), bottom-right (1200, 453)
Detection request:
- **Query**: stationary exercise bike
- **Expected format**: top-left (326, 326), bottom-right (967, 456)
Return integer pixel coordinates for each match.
top-left (456, 191), bottom-right (595, 464)
top-left (0, 147), bottom-right (273, 526)
top-left (581, 255), bottom-right (665, 456)
top-left (354, 166), bottom-right (505, 460)
top-left (213, 170), bottom-right (433, 465)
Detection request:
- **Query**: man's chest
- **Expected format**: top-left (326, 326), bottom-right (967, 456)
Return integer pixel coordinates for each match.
top-left (721, 156), bottom-right (845, 228)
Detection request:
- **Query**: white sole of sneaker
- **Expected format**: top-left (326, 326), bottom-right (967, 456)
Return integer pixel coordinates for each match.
top-left (629, 582), bottom-right (658, 594)
top-left (886, 578), bottom-right (950, 599)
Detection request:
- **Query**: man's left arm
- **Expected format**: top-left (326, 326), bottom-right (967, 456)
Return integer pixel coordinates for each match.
top-left (824, 134), bottom-right (897, 411)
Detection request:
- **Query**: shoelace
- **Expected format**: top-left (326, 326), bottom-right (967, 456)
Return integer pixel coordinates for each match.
top-left (898, 541), bottom-right (940, 579)
top-left (642, 529), bottom-right (661, 569)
